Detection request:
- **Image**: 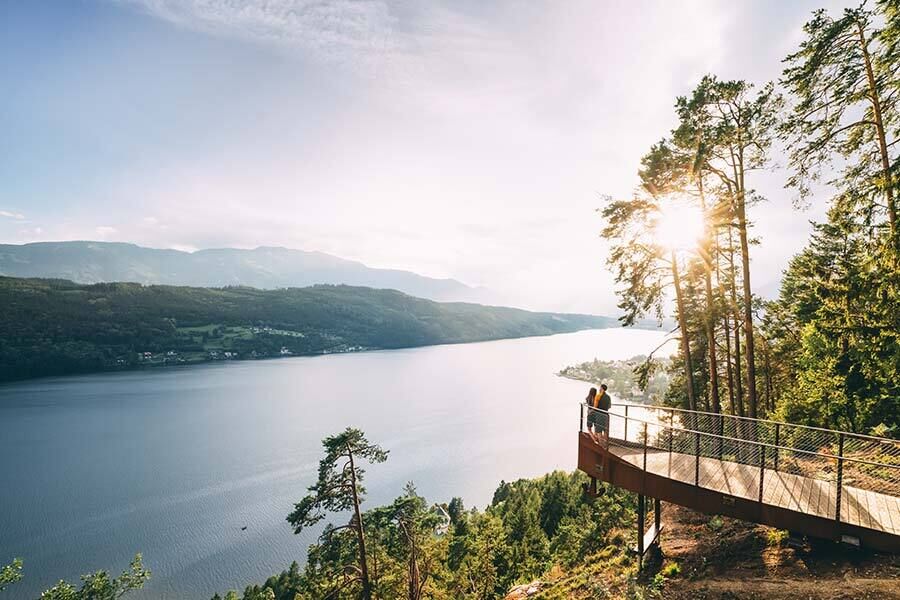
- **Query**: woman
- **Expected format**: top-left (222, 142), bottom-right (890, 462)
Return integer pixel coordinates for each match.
top-left (585, 387), bottom-right (598, 433)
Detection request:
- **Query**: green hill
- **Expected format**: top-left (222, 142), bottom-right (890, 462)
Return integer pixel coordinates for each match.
top-left (0, 277), bottom-right (616, 382)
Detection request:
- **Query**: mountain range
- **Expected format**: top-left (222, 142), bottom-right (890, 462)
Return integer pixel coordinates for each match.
top-left (0, 241), bottom-right (493, 304)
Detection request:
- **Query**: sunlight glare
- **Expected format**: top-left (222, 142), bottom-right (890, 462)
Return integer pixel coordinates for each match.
top-left (654, 200), bottom-right (705, 253)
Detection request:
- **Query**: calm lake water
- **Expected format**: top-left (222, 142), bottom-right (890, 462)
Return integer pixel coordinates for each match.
top-left (0, 328), bottom-right (667, 599)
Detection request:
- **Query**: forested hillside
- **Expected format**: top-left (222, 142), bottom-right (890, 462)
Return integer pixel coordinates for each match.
top-left (211, 471), bottom-right (637, 600)
top-left (0, 277), bottom-right (614, 382)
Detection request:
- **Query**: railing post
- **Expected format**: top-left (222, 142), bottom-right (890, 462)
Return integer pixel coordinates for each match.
top-left (667, 412), bottom-right (674, 478)
top-left (580, 403), bottom-right (584, 433)
top-left (718, 413), bottom-right (725, 459)
top-left (624, 404), bottom-right (629, 442)
top-left (758, 443), bottom-right (766, 503)
top-left (694, 428), bottom-right (700, 486)
top-left (668, 412), bottom-right (674, 455)
top-left (773, 423), bottom-right (780, 472)
top-left (643, 423), bottom-right (648, 472)
top-left (835, 433), bottom-right (845, 522)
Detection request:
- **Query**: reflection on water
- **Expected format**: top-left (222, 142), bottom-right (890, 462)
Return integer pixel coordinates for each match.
top-left (0, 328), bottom-right (667, 599)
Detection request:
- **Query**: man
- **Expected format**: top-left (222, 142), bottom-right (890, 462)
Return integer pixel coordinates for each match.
top-left (593, 383), bottom-right (611, 443)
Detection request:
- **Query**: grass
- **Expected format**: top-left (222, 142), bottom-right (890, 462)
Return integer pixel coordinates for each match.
top-left (659, 561), bottom-right (681, 577)
top-left (767, 529), bottom-right (789, 547)
top-left (176, 324), bottom-right (221, 333)
top-left (175, 324), bottom-right (257, 350)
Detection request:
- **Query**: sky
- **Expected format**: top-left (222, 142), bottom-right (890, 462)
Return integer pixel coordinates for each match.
top-left (0, 0), bottom-right (852, 314)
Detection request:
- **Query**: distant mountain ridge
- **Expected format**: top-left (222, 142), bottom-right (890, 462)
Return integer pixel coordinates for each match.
top-left (0, 241), bottom-right (493, 304)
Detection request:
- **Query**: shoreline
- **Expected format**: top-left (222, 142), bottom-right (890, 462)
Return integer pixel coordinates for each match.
top-left (0, 326), bottom-right (667, 386)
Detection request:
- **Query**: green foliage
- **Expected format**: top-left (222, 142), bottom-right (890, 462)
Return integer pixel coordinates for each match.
top-left (764, 1), bottom-right (900, 436)
top-left (447, 497), bottom-right (464, 525)
top-left (213, 563), bottom-right (304, 600)
top-left (0, 277), bottom-right (615, 382)
top-left (365, 484), bottom-right (447, 600)
top-left (764, 201), bottom-right (900, 434)
top-left (286, 428), bottom-right (387, 600)
top-left (287, 428), bottom-right (388, 534)
top-left (659, 561), bottom-right (681, 578)
top-left (0, 559), bottom-right (23, 592)
top-left (37, 554), bottom-right (149, 600)
top-left (781, 3), bottom-right (899, 236)
top-left (706, 516), bottom-right (724, 532)
top-left (216, 471), bottom-right (635, 600)
top-left (767, 529), bottom-right (789, 548)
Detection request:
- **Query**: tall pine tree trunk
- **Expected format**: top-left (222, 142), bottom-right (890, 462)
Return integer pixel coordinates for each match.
top-left (699, 181), bottom-right (721, 413)
top-left (671, 251), bottom-right (697, 411)
top-left (857, 18), bottom-right (898, 252)
top-left (347, 445), bottom-right (373, 600)
top-left (723, 310), bottom-right (736, 414)
top-left (727, 226), bottom-right (745, 418)
top-left (717, 232), bottom-right (737, 416)
top-left (403, 524), bottom-right (420, 600)
top-left (735, 163), bottom-right (759, 419)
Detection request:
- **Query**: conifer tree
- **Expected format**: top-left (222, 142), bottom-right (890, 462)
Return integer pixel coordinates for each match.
top-left (602, 141), bottom-right (700, 410)
top-left (287, 428), bottom-right (387, 600)
top-left (675, 76), bottom-right (781, 418)
top-left (782, 3), bottom-right (899, 253)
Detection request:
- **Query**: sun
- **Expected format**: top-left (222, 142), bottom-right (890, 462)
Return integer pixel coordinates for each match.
top-left (654, 200), bottom-right (705, 253)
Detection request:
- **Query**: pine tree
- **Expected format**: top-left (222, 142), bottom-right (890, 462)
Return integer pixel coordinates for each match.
top-left (675, 76), bottom-right (781, 418)
top-left (602, 141), bottom-right (701, 410)
top-left (782, 2), bottom-right (900, 253)
top-left (287, 428), bottom-right (387, 600)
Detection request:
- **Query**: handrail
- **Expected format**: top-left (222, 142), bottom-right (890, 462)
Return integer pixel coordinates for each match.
top-left (587, 405), bottom-right (842, 461)
top-left (609, 404), bottom-right (900, 471)
top-left (590, 404), bottom-right (900, 472)
top-left (611, 401), bottom-right (900, 447)
top-left (580, 402), bottom-right (900, 533)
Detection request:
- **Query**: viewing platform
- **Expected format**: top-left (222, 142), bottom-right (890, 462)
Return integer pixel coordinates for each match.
top-left (577, 403), bottom-right (900, 556)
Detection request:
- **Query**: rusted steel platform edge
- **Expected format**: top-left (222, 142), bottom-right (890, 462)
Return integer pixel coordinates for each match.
top-left (578, 432), bottom-right (900, 554)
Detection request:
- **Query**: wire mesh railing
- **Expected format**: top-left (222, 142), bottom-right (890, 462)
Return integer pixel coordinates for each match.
top-left (579, 402), bottom-right (900, 533)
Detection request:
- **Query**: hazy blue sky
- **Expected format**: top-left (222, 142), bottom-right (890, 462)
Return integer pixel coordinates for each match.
top-left (1, 1), bottom-right (850, 313)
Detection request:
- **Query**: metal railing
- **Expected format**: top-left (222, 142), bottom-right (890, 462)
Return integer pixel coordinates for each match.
top-left (580, 402), bottom-right (900, 532)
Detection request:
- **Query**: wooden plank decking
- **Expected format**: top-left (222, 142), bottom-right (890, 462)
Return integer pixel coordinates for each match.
top-left (610, 445), bottom-right (900, 536)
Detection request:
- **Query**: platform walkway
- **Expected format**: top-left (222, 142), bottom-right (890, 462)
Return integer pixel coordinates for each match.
top-left (577, 404), bottom-right (900, 552)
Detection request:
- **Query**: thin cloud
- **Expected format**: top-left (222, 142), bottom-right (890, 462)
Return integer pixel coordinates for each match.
top-left (0, 210), bottom-right (25, 220)
top-left (118, 0), bottom-right (401, 67)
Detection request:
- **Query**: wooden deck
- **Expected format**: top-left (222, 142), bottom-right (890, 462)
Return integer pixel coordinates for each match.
top-left (610, 446), bottom-right (900, 536)
top-left (578, 430), bottom-right (900, 552)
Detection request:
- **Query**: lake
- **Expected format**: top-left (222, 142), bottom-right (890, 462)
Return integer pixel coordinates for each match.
top-left (0, 328), bottom-right (667, 599)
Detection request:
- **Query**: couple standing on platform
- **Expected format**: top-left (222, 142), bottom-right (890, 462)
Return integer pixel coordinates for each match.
top-left (584, 384), bottom-right (612, 497)
top-left (585, 384), bottom-right (611, 442)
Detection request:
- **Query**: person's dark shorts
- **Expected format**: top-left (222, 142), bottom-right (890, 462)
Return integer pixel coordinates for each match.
top-left (587, 409), bottom-right (608, 432)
